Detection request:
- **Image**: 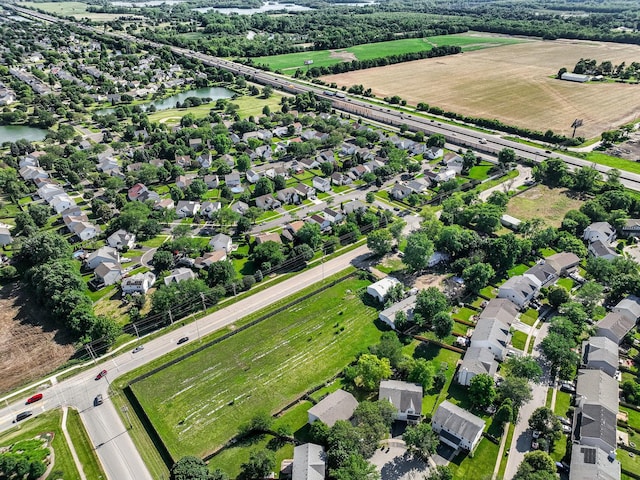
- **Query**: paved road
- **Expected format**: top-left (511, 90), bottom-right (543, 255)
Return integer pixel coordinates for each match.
top-left (0, 244), bottom-right (371, 479)
top-left (504, 322), bottom-right (551, 480)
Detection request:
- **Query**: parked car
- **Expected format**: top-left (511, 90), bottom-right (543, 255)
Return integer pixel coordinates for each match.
top-left (531, 439), bottom-right (539, 450)
top-left (556, 415), bottom-right (571, 426)
top-left (532, 430), bottom-right (541, 439)
top-left (95, 369), bottom-right (107, 381)
top-left (94, 394), bottom-right (103, 406)
top-left (177, 337), bottom-right (189, 345)
top-left (132, 345), bottom-right (144, 354)
top-left (562, 424), bottom-right (572, 434)
top-left (26, 393), bottom-right (43, 404)
top-left (560, 383), bottom-right (576, 393)
top-left (14, 411), bottom-right (32, 423)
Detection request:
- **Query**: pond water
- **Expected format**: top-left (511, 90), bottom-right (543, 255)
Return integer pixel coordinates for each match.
top-left (0, 125), bottom-right (48, 144)
top-left (94, 86), bottom-right (235, 116)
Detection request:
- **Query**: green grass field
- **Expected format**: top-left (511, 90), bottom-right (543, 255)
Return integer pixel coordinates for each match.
top-left (250, 34), bottom-right (522, 73)
top-left (19, 1), bottom-right (125, 21)
top-left (131, 277), bottom-right (381, 459)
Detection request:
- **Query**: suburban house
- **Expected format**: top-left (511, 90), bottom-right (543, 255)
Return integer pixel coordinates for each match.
top-left (622, 219), bottom-right (640, 238)
top-left (277, 188), bottom-right (301, 205)
top-left (121, 272), bottom-right (156, 295)
top-left (0, 227), bottom-right (12, 246)
top-left (573, 403), bottom-right (617, 454)
top-left (470, 298), bottom-right (518, 360)
top-left (588, 240), bottom-right (618, 260)
top-left (581, 336), bottom-right (618, 378)
top-left (254, 232), bottom-right (282, 245)
top-left (307, 389), bottom-right (358, 427)
top-left (322, 208), bottom-right (343, 224)
top-left (498, 275), bottom-right (539, 308)
top-left (294, 183), bottom-right (316, 200)
top-left (524, 262), bottom-right (558, 288)
top-left (291, 443), bottom-right (326, 480)
top-left (164, 268), bottom-right (196, 286)
top-left (175, 174), bottom-right (196, 189)
top-left (378, 380), bottom-right (423, 423)
top-left (434, 169), bottom-right (457, 183)
top-left (575, 369), bottom-right (619, 414)
top-left (343, 200), bottom-right (366, 215)
top-left (128, 183), bottom-right (149, 201)
top-left (50, 194), bottom-right (75, 214)
top-left (204, 174), bottom-right (219, 189)
top-left (194, 251), bottom-right (227, 269)
top-left (246, 169), bottom-right (260, 184)
top-left (255, 194), bottom-right (282, 210)
top-left (107, 229), bottom-right (136, 251)
top-left (300, 157), bottom-right (319, 170)
top-left (457, 347), bottom-right (498, 387)
top-left (583, 222), bottom-right (617, 244)
top-left (612, 295), bottom-right (640, 323)
top-left (209, 233), bottom-right (232, 253)
top-left (331, 172), bottom-right (351, 186)
top-left (569, 445), bottom-right (620, 480)
top-left (93, 262), bottom-right (122, 287)
top-left (424, 146), bottom-right (443, 160)
top-left (312, 176), bottom-right (332, 193)
top-left (230, 201), bottom-right (249, 215)
top-left (378, 295), bottom-right (416, 330)
top-left (225, 173), bottom-right (244, 193)
top-left (309, 214), bottom-right (331, 231)
top-left (367, 277), bottom-right (401, 303)
top-left (201, 201), bottom-right (221, 218)
top-left (545, 252), bottom-right (581, 276)
top-left (432, 400), bottom-right (485, 453)
top-left (596, 311), bottom-right (636, 345)
top-left (442, 153), bottom-right (464, 174)
top-left (86, 247), bottom-right (120, 270)
top-left (175, 201), bottom-right (200, 218)
top-left (391, 183), bottom-right (413, 200)
top-left (154, 198), bottom-right (175, 210)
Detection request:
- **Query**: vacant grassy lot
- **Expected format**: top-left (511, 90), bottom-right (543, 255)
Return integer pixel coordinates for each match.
top-left (322, 35), bottom-right (640, 138)
top-left (251, 34), bottom-right (522, 73)
top-left (20, 1), bottom-right (125, 21)
top-left (506, 185), bottom-right (583, 227)
top-left (132, 277), bottom-right (381, 459)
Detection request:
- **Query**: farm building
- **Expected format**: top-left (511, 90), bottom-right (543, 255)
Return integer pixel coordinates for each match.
top-left (366, 276), bottom-right (401, 303)
top-left (561, 72), bottom-right (590, 83)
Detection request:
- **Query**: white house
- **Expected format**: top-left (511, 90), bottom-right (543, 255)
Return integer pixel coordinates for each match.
top-left (596, 311), bottom-right (636, 345)
top-left (0, 227), bottom-right (13, 246)
top-left (50, 194), bottom-right (75, 214)
top-left (164, 268), bottom-right (196, 286)
top-left (470, 298), bottom-right (518, 360)
top-left (201, 201), bottom-right (221, 218)
top-left (432, 400), bottom-right (485, 452)
top-left (613, 295), bottom-right (640, 324)
top-left (122, 272), bottom-right (156, 295)
top-left (434, 169), bottom-right (456, 183)
top-left (291, 443), bottom-right (326, 480)
top-left (312, 176), bottom-right (332, 193)
top-left (73, 222), bottom-right (100, 241)
top-left (209, 233), bottom-right (232, 253)
top-left (379, 380), bottom-right (423, 423)
top-left (378, 295), bottom-right (416, 329)
top-left (175, 201), bottom-right (200, 218)
top-left (86, 247), bottom-right (120, 270)
top-left (107, 229), bottom-right (136, 251)
top-left (246, 169), bottom-right (261, 184)
top-left (583, 222), bottom-right (616, 244)
top-left (366, 277), bottom-right (401, 303)
top-left (457, 347), bottom-right (498, 387)
top-left (497, 275), bottom-right (539, 308)
top-left (581, 336), bottom-right (618, 378)
top-left (93, 262), bottom-right (122, 286)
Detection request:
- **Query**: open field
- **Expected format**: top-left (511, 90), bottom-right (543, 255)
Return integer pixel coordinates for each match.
top-left (322, 35), bottom-right (640, 138)
top-left (131, 277), bottom-right (381, 459)
top-left (0, 283), bottom-right (75, 394)
top-left (251, 34), bottom-right (523, 72)
top-left (506, 185), bottom-right (583, 228)
top-left (19, 2), bottom-right (127, 21)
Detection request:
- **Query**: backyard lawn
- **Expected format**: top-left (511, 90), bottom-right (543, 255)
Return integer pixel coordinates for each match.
top-left (131, 277), bottom-right (382, 459)
top-left (506, 185), bottom-right (583, 228)
top-left (451, 438), bottom-right (500, 480)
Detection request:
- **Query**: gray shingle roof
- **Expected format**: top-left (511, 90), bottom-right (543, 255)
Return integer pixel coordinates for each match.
top-left (575, 369), bottom-right (619, 414)
top-left (479, 298), bottom-right (518, 326)
top-left (432, 400), bottom-right (485, 443)
top-left (574, 404), bottom-right (617, 452)
top-left (292, 443), bottom-right (325, 480)
top-left (569, 444), bottom-right (620, 480)
top-left (379, 380), bottom-right (423, 415)
top-left (307, 389), bottom-right (358, 427)
top-left (597, 311), bottom-right (635, 344)
top-left (582, 337), bottom-right (618, 374)
top-left (459, 347), bottom-right (498, 377)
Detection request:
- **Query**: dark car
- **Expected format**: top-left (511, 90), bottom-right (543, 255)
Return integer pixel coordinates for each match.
top-left (94, 394), bottom-right (103, 406)
top-left (95, 369), bottom-right (107, 381)
top-left (177, 337), bottom-right (189, 345)
top-left (26, 393), bottom-right (43, 404)
top-left (14, 411), bottom-right (33, 423)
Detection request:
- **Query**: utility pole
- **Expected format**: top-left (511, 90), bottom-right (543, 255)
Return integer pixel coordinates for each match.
top-left (122, 406), bottom-right (132, 429)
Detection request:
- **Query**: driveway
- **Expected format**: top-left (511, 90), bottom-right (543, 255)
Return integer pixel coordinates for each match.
top-left (370, 440), bottom-right (431, 480)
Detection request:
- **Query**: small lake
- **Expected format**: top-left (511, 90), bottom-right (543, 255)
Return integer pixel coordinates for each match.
top-left (94, 86), bottom-right (235, 116)
top-left (193, 2), bottom-right (312, 14)
top-left (0, 125), bottom-right (48, 144)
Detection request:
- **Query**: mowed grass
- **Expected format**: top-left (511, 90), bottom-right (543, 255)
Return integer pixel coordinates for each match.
top-left (251, 34), bottom-right (522, 73)
top-left (451, 438), bottom-right (500, 480)
top-left (19, 1), bottom-right (124, 21)
top-left (132, 277), bottom-right (381, 459)
top-left (506, 185), bottom-right (583, 228)
top-left (0, 409), bottom-right (81, 480)
top-left (66, 409), bottom-right (107, 480)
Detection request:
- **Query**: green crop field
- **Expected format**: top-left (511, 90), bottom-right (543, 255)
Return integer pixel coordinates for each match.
top-left (250, 34), bottom-right (523, 73)
top-left (131, 277), bottom-right (382, 459)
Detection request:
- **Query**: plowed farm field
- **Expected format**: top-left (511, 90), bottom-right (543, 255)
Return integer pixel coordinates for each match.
top-left (322, 34), bottom-right (640, 139)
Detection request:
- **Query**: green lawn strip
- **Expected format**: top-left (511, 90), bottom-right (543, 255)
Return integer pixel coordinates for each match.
top-left (416, 343), bottom-right (462, 415)
top-left (307, 378), bottom-right (347, 403)
top-left (520, 309), bottom-right (538, 327)
top-left (539, 247), bottom-right (558, 257)
top-left (527, 338), bottom-right (535, 354)
top-left (497, 422), bottom-right (515, 479)
top-left (109, 392), bottom-right (169, 480)
top-left (621, 406), bottom-right (640, 430)
top-left (619, 441), bottom-right (640, 476)
top-left (139, 235), bottom-right (169, 248)
top-left (467, 162), bottom-right (494, 181)
top-left (566, 151), bottom-right (640, 176)
top-left (129, 277), bottom-right (381, 459)
top-left (553, 391), bottom-right (571, 417)
top-left (556, 277), bottom-right (574, 291)
top-left (511, 330), bottom-right (528, 351)
top-left (0, 410), bottom-right (81, 480)
top-left (545, 388), bottom-right (553, 408)
top-left (507, 264), bottom-right (529, 277)
top-left (479, 286), bottom-right (496, 298)
top-left (66, 409), bottom-right (107, 480)
top-left (86, 284), bottom-right (117, 303)
top-left (452, 307), bottom-right (477, 322)
top-left (451, 438), bottom-right (500, 480)
top-left (474, 169), bottom-right (519, 193)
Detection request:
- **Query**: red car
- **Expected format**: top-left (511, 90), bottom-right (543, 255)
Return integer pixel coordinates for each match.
top-left (26, 393), bottom-right (43, 404)
top-left (95, 369), bottom-right (107, 381)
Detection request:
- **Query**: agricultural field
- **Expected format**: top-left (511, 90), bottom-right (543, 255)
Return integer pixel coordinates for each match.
top-left (506, 184), bottom-right (583, 228)
top-left (131, 276), bottom-right (382, 459)
top-left (19, 1), bottom-right (126, 21)
top-left (321, 35), bottom-right (640, 139)
top-left (250, 34), bottom-right (523, 73)
top-left (0, 283), bottom-right (75, 394)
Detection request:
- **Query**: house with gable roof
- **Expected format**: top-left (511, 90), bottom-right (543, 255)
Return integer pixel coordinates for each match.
top-left (432, 400), bottom-right (485, 452)
top-left (307, 389), bottom-right (358, 427)
top-left (378, 380), bottom-right (423, 424)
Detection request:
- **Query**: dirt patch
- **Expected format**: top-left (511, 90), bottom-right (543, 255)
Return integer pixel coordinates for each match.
top-left (0, 283), bottom-right (76, 394)
top-left (329, 49), bottom-right (358, 62)
top-left (605, 131), bottom-right (640, 161)
top-left (321, 37), bottom-right (640, 138)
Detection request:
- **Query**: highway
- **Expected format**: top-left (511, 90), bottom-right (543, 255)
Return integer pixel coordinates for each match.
top-left (0, 244), bottom-right (371, 479)
top-left (10, 5), bottom-right (640, 193)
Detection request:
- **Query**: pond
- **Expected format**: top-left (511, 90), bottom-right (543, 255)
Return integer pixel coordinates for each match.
top-left (94, 86), bottom-right (235, 116)
top-left (0, 125), bottom-right (48, 144)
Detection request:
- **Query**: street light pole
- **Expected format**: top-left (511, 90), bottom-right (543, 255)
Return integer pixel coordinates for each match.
top-left (122, 406), bottom-right (132, 429)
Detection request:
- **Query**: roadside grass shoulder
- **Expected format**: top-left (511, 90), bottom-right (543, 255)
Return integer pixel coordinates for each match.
top-left (66, 409), bottom-right (107, 480)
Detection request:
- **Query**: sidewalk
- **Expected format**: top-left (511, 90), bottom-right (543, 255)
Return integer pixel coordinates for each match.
top-left (61, 407), bottom-right (87, 480)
